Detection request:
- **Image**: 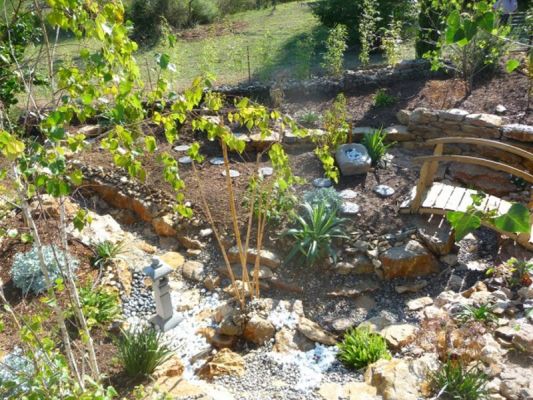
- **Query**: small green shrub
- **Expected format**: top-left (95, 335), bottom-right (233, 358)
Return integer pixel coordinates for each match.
top-left (361, 128), bottom-right (394, 166)
top-left (284, 202), bottom-right (347, 266)
top-left (298, 112), bottom-right (320, 127)
top-left (322, 24), bottom-right (348, 78)
top-left (430, 360), bottom-right (488, 400)
top-left (337, 327), bottom-right (391, 370)
top-left (457, 304), bottom-right (497, 325)
top-left (69, 283), bottom-right (120, 328)
top-left (504, 257), bottom-right (533, 287)
top-left (303, 188), bottom-right (342, 212)
top-left (373, 89), bottom-right (396, 107)
top-left (10, 245), bottom-right (79, 295)
top-left (92, 240), bottom-right (126, 269)
top-left (118, 327), bottom-right (172, 377)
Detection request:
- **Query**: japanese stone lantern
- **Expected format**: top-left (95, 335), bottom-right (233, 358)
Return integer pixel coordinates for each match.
top-left (143, 258), bottom-right (181, 331)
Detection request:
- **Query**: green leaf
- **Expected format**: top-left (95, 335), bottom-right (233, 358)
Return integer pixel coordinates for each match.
top-left (447, 10), bottom-right (461, 30)
top-left (477, 12), bottom-right (495, 31)
top-left (446, 210), bottom-right (482, 241)
top-left (158, 53), bottom-right (170, 70)
top-left (506, 59), bottom-right (520, 73)
top-left (493, 204), bottom-right (531, 234)
top-left (145, 135), bottom-right (157, 152)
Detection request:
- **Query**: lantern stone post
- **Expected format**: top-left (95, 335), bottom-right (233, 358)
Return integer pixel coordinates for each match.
top-left (143, 258), bottom-right (181, 331)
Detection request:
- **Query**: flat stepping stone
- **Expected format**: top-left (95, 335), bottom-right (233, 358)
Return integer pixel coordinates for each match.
top-left (174, 145), bottom-right (191, 152)
top-left (210, 157), bottom-right (225, 165)
top-left (341, 201), bottom-right (360, 215)
top-left (313, 178), bottom-right (333, 188)
top-left (374, 185), bottom-right (395, 197)
top-left (178, 156), bottom-right (192, 164)
top-left (339, 189), bottom-right (358, 200)
top-left (258, 167), bottom-right (273, 177)
top-left (222, 169), bottom-right (240, 178)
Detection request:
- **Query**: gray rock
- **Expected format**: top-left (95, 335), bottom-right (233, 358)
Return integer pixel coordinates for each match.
top-left (335, 144), bottom-right (371, 176)
top-left (438, 108), bottom-right (469, 122)
top-left (222, 169), bottom-right (240, 178)
top-left (341, 201), bottom-right (360, 215)
top-left (178, 156), bottom-right (192, 164)
top-left (373, 185), bottom-right (395, 197)
top-left (313, 178), bottom-right (333, 188)
top-left (210, 157), bottom-right (225, 165)
top-left (174, 144), bottom-right (191, 152)
top-left (501, 123), bottom-right (533, 142)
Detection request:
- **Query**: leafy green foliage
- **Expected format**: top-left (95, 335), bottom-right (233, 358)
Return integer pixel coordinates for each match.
top-left (284, 202), bottom-right (347, 266)
top-left (118, 328), bottom-right (172, 377)
top-left (312, 0), bottom-right (416, 44)
top-left (430, 360), bottom-right (488, 400)
top-left (321, 25), bottom-right (348, 77)
top-left (361, 128), bottom-right (394, 166)
top-left (337, 327), bottom-right (391, 370)
top-left (380, 19), bottom-right (403, 66)
top-left (313, 93), bottom-right (349, 182)
top-left (298, 112), bottom-right (320, 127)
top-left (69, 284), bottom-right (120, 329)
top-left (92, 240), bottom-right (126, 269)
top-left (503, 258), bottom-right (533, 287)
top-left (457, 304), bottom-right (497, 325)
top-left (446, 192), bottom-right (531, 242)
top-left (359, 0), bottom-right (379, 66)
top-left (303, 188), bottom-right (343, 212)
top-left (373, 89), bottom-right (396, 107)
top-left (424, 1), bottom-right (511, 93)
top-left (10, 245), bottom-right (79, 295)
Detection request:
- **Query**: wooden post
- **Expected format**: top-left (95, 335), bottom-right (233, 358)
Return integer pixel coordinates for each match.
top-left (410, 143), bottom-right (444, 212)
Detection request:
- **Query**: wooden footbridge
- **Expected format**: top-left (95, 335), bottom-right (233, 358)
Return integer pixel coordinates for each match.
top-left (400, 137), bottom-right (533, 249)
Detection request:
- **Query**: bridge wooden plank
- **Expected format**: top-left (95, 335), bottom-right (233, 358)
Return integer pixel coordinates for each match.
top-left (444, 186), bottom-right (468, 211)
top-left (483, 195), bottom-right (502, 214)
top-left (433, 184), bottom-right (455, 210)
top-left (421, 182), bottom-right (446, 209)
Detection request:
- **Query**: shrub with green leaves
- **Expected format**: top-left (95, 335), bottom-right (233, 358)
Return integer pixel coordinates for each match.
top-left (361, 128), bottom-right (394, 166)
top-left (322, 25), bottom-right (348, 78)
top-left (430, 360), bottom-right (488, 400)
top-left (284, 202), bottom-right (347, 266)
top-left (457, 304), bottom-right (497, 325)
top-left (303, 188), bottom-right (342, 212)
top-left (0, 348), bottom-right (35, 398)
top-left (373, 89), bottom-right (396, 107)
top-left (69, 284), bottom-right (120, 329)
top-left (337, 327), bottom-right (391, 370)
top-left (10, 245), bottom-right (79, 295)
top-left (118, 327), bottom-right (172, 377)
top-left (92, 240), bottom-right (126, 269)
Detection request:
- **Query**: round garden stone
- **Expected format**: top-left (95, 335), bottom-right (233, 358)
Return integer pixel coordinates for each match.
top-left (210, 157), bottom-right (225, 165)
top-left (335, 143), bottom-right (371, 176)
top-left (313, 178), bottom-right (333, 188)
top-left (339, 189), bottom-right (358, 199)
top-left (174, 145), bottom-right (191, 152)
top-left (341, 201), bottom-right (360, 215)
top-left (258, 167), bottom-right (273, 177)
top-left (222, 169), bottom-right (240, 178)
top-left (374, 184), bottom-right (395, 197)
top-left (178, 156), bottom-right (192, 164)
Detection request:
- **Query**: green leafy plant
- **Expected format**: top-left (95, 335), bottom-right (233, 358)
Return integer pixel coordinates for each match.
top-left (361, 128), bottom-right (394, 166)
top-left (68, 284), bottom-right (120, 329)
top-left (92, 240), bottom-right (126, 269)
top-left (313, 93), bottom-right (349, 182)
top-left (303, 188), bottom-right (343, 212)
top-left (284, 202), bottom-right (347, 266)
top-left (373, 89), bottom-right (397, 107)
top-left (337, 327), bottom-right (391, 370)
top-left (380, 18), bottom-right (402, 66)
top-left (359, 0), bottom-right (379, 66)
top-left (118, 328), bottom-right (172, 377)
top-left (504, 258), bottom-right (533, 287)
top-left (430, 360), bottom-right (488, 400)
top-left (322, 24), bottom-right (348, 77)
top-left (457, 304), bottom-right (497, 325)
top-left (446, 192), bottom-right (531, 241)
top-left (298, 112), bottom-right (320, 127)
top-left (10, 245), bottom-right (79, 295)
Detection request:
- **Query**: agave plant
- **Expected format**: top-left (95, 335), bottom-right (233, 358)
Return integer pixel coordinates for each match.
top-left (284, 202), bottom-right (348, 266)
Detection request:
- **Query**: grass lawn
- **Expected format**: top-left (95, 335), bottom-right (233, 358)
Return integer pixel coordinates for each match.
top-left (25, 1), bottom-right (415, 103)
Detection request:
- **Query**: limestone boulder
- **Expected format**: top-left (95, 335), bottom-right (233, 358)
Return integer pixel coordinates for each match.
top-left (274, 328), bottom-right (315, 353)
top-left (335, 144), bottom-right (372, 176)
top-left (182, 261), bottom-right (207, 282)
top-left (415, 218), bottom-right (455, 256)
top-left (227, 247), bottom-right (281, 269)
top-left (243, 315), bottom-right (276, 345)
top-left (159, 251), bottom-right (185, 270)
top-left (380, 323), bottom-right (418, 349)
top-left (378, 240), bottom-right (439, 280)
top-left (502, 123), bottom-right (533, 142)
top-left (198, 349), bottom-right (245, 379)
top-left (512, 323), bottom-right (533, 354)
top-left (297, 317), bottom-right (337, 346)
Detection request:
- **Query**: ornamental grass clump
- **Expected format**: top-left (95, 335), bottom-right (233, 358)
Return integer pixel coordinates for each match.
top-left (10, 245), bottom-right (79, 295)
top-left (361, 128), bottom-right (394, 166)
top-left (337, 327), bottom-right (391, 370)
top-left (118, 327), bottom-right (172, 377)
top-left (284, 202), bottom-right (347, 267)
top-left (91, 240), bottom-right (126, 269)
top-left (430, 360), bottom-right (488, 400)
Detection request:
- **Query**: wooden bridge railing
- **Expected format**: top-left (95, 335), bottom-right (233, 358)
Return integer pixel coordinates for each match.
top-left (410, 137), bottom-right (533, 213)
